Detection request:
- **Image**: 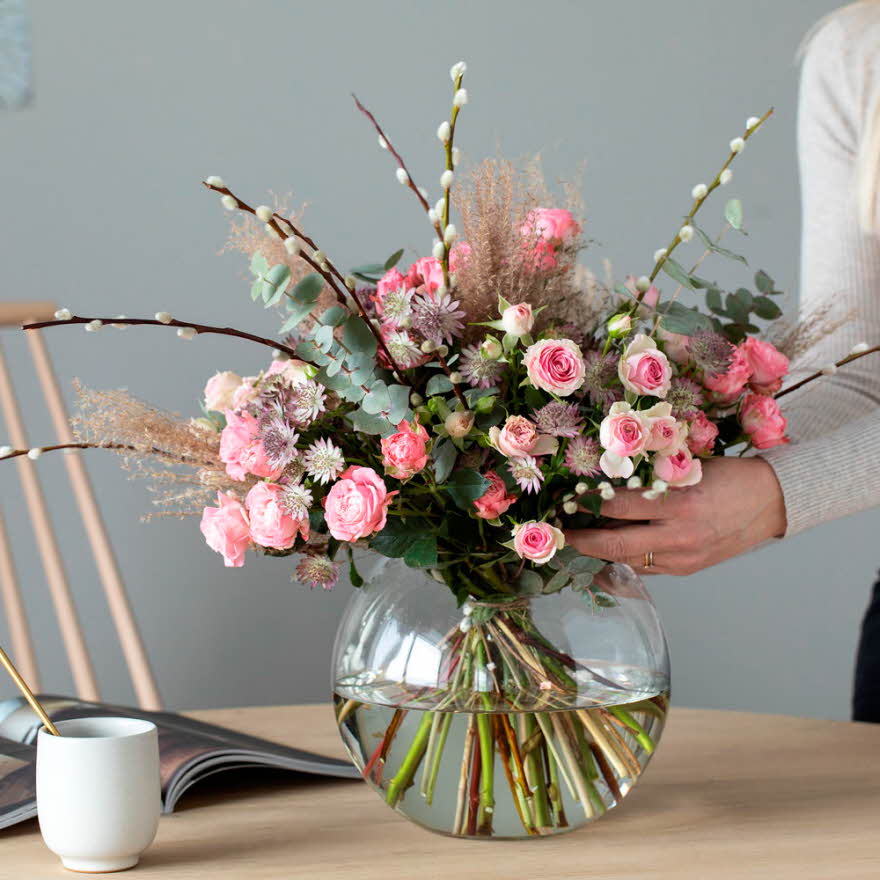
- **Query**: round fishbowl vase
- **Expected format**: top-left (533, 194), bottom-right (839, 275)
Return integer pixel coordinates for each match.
top-left (332, 558), bottom-right (670, 840)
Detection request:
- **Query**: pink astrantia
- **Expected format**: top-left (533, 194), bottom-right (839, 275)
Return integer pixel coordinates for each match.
top-left (564, 436), bottom-right (601, 477)
top-left (200, 492), bottom-right (250, 568)
top-left (507, 455), bottom-right (544, 494)
top-left (295, 555), bottom-right (340, 590)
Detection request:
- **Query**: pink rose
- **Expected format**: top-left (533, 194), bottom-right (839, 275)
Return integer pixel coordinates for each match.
top-left (473, 470), bottom-right (517, 519)
top-left (405, 245), bottom-right (469, 294)
top-left (598, 402), bottom-right (649, 479)
top-left (686, 411), bottom-right (719, 457)
top-left (523, 338), bottom-right (586, 397)
top-left (520, 209), bottom-right (580, 271)
top-left (740, 337), bottom-right (789, 395)
top-left (219, 410), bottom-right (282, 482)
top-left (642, 402), bottom-right (686, 455)
top-left (512, 520), bottom-right (565, 565)
top-left (376, 267), bottom-right (406, 299)
top-left (231, 376), bottom-right (259, 411)
top-left (204, 371), bottom-right (242, 413)
top-left (265, 357), bottom-right (311, 387)
top-left (740, 393), bottom-right (789, 450)
top-left (245, 482), bottom-right (308, 551)
top-left (618, 334), bottom-right (672, 398)
top-left (703, 346), bottom-right (752, 401)
top-left (380, 418), bottom-right (430, 480)
top-left (323, 466), bottom-right (395, 542)
top-left (501, 302), bottom-right (535, 337)
top-left (653, 448), bottom-right (703, 487)
top-left (657, 328), bottom-right (691, 364)
top-left (488, 415), bottom-right (558, 458)
top-left (200, 492), bottom-right (251, 567)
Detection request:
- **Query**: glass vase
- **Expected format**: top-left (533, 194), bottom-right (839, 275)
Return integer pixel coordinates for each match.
top-left (332, 557), bottom-right (670, 839)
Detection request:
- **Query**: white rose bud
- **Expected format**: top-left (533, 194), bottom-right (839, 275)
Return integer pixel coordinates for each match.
top-left (679, 224), bottom-right (695, 242)
top-left (221, 195), bottom-right (237, 210)
top-left (437, 121), bottom-right (451, 143)
top-left (445, 410), bottom-right (474, 438)
top-left (440, 170), bottom-right (454, 189)
top-left (719, 169), bottom-right (733, 186)
top-left (562, 500), bottom-right (578, 515)
top-left (501, 302), bottom-right (535, 337)
top-left (607, 313), bottom-right (632, 337)
top-left (453, 88), bottom-right (468, 107)
top-left (480, 337), bottom-right (502, 360)
top-left (283, 236), bottom-right (301, 255)
top-left (746, 116), bottom-right (761, 130)
top-left (54, 308), bottom-right (72, 321)
top-left (205, 175), bottom-right (224, 188)
top-left (691, 183), bottom-right (708, 200)
top-left (653, 248), bottom-right (667, 262)
top-left (395, 167), bottom-right (410, 185)
top-left (255, 205), bottom-right (273, 222)
top-left (155, 311), bottom-right (173, 324)
top-left (450, 61), bottom-right (467, 82)
top-left (729, 137), bottom-right (745, 153)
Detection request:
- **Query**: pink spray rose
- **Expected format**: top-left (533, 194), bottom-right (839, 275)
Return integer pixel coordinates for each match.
top-left (598, 402), bottom-right (649, 479)
top-left (219, 410), bottom-right (282, 482)
top-left (230, 376), bottom-right (260, 411)
top-left (200, 492), bottom-right (251, 567)
top-left (323, 466), bottom-right (396, 542)
top-left (512, 520), bottom-right (565, 565)
top-left (501, 302), bottom-right (535, 337)
top-left (521, 208), bottom-right (580, 270)
top-left (657, 327), bottom-right (691, 364)
top-left (653, 448), bottom-right (703, 487)
top-left (265, 357), bottom-right (312, 387)
top-left (703, 346), bottom-right (752, 401)
top-left (376, 267), bottom-right (406, 299)
top-left (523, 338), bottom-right (586, 397)
top-left (405, 245), bottom-right (469, 294)
top-left (204, 371), bottom-right (242, 413)
top-left (740, 337), bottom-right (789, 395)
top-left (245, 482), bottom-right (308, 551)
top-left (488, 415), bottom-right (558, 458)
top-left (686, 411), bottom-right (719, 456)
top-left (473, 471), bottom-right (517, 520)
top-left (642, 402), bottom-right (686, 455)
top-left (740, 393), bottom-right (789, 450)
top-left (618, 334), bottom-right (672, 398)
top-left (380, 418), bottom-right (430, 480)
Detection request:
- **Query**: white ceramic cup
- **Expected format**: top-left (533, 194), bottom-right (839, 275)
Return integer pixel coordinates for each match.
top-left (36, 717), bottom-right (161, 873)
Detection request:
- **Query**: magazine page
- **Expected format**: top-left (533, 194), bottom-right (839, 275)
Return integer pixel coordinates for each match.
top-left (0, 736), bottom-right (37, 831)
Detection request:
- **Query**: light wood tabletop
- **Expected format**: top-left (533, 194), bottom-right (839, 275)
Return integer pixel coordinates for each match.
top-left (2, 704), bottom-right (878, 879)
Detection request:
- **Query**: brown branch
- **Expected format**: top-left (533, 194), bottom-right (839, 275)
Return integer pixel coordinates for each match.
top-left (435, 350), bottom-right (468, 408)
top-left (775, 345), bottom-right (880, 399)
top-left (1, 442), bottom-right (133, 461)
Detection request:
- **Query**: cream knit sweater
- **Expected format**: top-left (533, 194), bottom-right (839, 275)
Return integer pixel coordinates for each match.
top-left (762, 2), bottom-right (880, 535)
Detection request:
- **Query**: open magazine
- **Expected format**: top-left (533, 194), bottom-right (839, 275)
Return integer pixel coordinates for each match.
top-left (0, 695), bottom-right (358, 830)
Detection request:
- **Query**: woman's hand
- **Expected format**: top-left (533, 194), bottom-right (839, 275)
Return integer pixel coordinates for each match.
top-left (565, 456), bottom-right (787, 575)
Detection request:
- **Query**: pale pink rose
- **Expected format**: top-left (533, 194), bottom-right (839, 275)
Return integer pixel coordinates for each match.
top-left (657, 327), bottom-right (691, 364)
top-left (512, 520), bottom-right (565, 565)
top-left (204, 371), bottom-right (242, 413)
top-left (405, 245), bottom-right (469, 293)
top-left (488, 415), bottom-right (558, 458)
top-left (523, 338), bottom-right (586, 397)
top-left (624, 275), bottom-right (661, 309)
top-left (642, 402), bottom-right (686, 455)
top-left (653, 448), bottom-right (703, 487)
top-left (200, 492), bottom-right (250, 567)
top-left (380, 419), bottom-right (430, 480)
top-left (445, 410), bottom-right (475, 438)
top-left (265, 358), bottom-right (311, 387)
top-left (599, 450), bottom-right (635, 479)
top-left (231, 376), bottom-right (259, 411)
top-left (598, 402), bottom-right (650, 479)
top-left (473, 471), bottom-right (517, 519)
top-left (618, 334), bottom-right (672, 398)
top-left (501, 302), bottom-right (535, 337)
top-left (740, 393), bottom-right (789, 450)
top-left (323, 466), bottom-right (396, 542)
top-left (520, 209), bottom-right (580, 271)
top-left (245, 481), bottom-right (307, 551)
top-left (687, 411), bottom-right (719, 456)
top-left (703, 346), bottom-right (752, 401)
top-left (740, 337), bottom-right (789, 395)
top-left (219, 410), bottom-right (282, 482)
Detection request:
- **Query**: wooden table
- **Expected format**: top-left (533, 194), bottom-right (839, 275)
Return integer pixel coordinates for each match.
top-left (2, 705), bottom-right (878, 878)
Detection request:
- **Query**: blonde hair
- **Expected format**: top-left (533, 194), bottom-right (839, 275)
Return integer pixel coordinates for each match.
top-left (799, 1), bottom-right (880, 233)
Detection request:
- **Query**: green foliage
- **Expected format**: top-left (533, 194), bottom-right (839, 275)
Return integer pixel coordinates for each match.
top-left (387, 384), bottom-right (411, 424)
top-left (656, 301), bottom-right (714, 335)
top-left (694, 225), bottom-right (747, 265)
top-left (543, 547), bottom-right (607, 596)
top-left (320, 306), bottom-right (348, 327)
top-left (384, 248), bottom-right (405, 271)
top-left (348, 407), bottom-right (393, 435)
top-left (660, 257), bottom-right (711, 291)
top-left (347, 547), bottom-right (364, 588)
top-left (342, 316), bottom-right (378, 358)
top-left (724, 198), bottom-right (744, 231)
top-left (444, 469), bottom-right (491, 510)
top-left (426, 374), bottom-right (453, 397)
top-left (370, 517), bottom-right (437, 568)
top-left (431, 439), bottom-right (457, 484)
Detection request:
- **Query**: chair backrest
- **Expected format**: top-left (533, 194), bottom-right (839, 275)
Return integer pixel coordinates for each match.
top-left (0, 301), bottom-right (162, 709)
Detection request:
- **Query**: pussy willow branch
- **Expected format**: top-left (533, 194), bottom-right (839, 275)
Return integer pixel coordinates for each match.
top-left (435, 350), bottom-right (468, 408)
top-left (202, 181), bottom-right (409, 386)
top-left (0, 441), bottom-right (215, 467)
top-left (439, 68), bottom-right (465, 290)
top-left (775, 345), bottom-right (880, 399)
top-left (352, 94), bottom-right (445, 242)
top-left (636, 106), bottom-right (774, 305)
top-left (22, 314), bottom-right (310, 364)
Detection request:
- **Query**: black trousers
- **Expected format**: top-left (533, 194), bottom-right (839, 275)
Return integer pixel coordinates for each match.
top-left (853, 574), bottom-right (880, 722)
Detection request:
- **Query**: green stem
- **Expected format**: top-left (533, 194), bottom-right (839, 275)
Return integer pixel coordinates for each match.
top-left (523, 714), bottom-right (552, 830)
top-left (608, 706), bottom-right (655, 755)
top-left (423, 712), bottom-right (452, 805)
top-left (385, 712), bottom-right (434, 807)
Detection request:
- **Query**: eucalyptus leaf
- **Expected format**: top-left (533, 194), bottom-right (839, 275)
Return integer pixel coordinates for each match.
top-left (280, 301), bottom-right (315, 332)
top-left (705, 288), bottom-right (724, 315)
top-left (314, 324), bottom-right (336, 352)
top-left (349, 407), bottom-right (393, 435)
top-left (342, 316), bottom-right (378, 358)
top-left (753, 295), bottom-right (782, 320)
top-left (387, 384), bottom-right (411, 424)
top-left (320, 306), bottom-right (348, 327)
top-left (250, 252), bottom-right (269, 277)
top-left (295, 339), bottom-right (331, 366)
top-left (725, 293), bottom-right (749, 325)
top-left (656, 301), bottom-right (714, 335)
top-left (265, 263), bottom-right (291, 291)
top-left (660, 257), bottom-right (695, 290)
top-left (250, 279), bottom-right (263, 302)
top-left (445, 469), bottom-right (492, 509)
top-left (431, 439), bottom-right (457, 484)
top-left (315, 365), bottom-right (350, 391)
top-left (426, 374), bottom-right (454, 397)
top-left (362, 380), bottom-right (391, 415)
top-left (724, 198), bottom-right (744, 231)
top-left (516, 569), bottom-right (545, 596)
top-left (570, 571), bottom-right (598, 591)
top-left (349, 262), bottom-right (386, 276)
top-left (290, 273), bottom-right (324, 304)
top-left (694, 225), bottom-right (748, 264)
top-left (543, 570), bottom-right (570, 594)
top-left (384, 249), bottom-right (405, 271)
top-left (754, 270), bottom-right (774, 293)
top-left (733, 288), bottom-right (754, 310)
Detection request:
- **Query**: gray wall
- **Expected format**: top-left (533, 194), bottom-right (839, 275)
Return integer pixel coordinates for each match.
top-left (2, 0), bottom-right (875, 720)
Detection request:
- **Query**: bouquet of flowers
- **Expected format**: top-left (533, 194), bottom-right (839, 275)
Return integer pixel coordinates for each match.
top-left (9, 61), bottom-right (877, 838)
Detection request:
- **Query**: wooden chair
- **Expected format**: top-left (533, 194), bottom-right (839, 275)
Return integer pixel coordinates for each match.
top-left (0, 301), bottom-right (161, 709)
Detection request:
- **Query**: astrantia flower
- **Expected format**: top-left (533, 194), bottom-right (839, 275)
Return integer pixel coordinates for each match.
top-left (302, 437), bottom-right (345, 484)
top-left (382, 328), bottom-right (427, 370)
top-left (533, 401), bottom-right (584, 438)
top-left (412, 290), bottom-right (466, 344)
top-left (507, 455), bottom-right (544, 494)
top-left (666, 377), bottom-right (704, 418)
top-left (295, 555), bottom-right (340, 590)
top-left (688, 331), bottom-right (734, 377)
top-left (564, 436), bottom-right (601, 477)
top-left (259, 414), bottom-right (299, 471)
top-left (379, 286), bottom-right (415, 326)
top-left (289, 380), bottom-right (327, 424)
top-left (582, 350), bottom-right (622, 409)
top-left (279, 483), bottom-right (313, 520)
top-left (460, 344), bottom-right (504, 388)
